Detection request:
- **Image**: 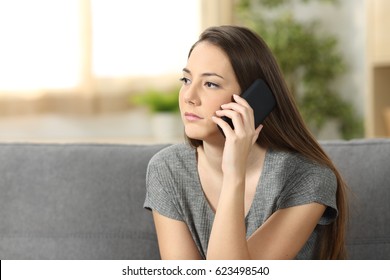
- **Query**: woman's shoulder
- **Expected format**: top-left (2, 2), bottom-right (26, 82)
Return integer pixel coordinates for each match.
top-left (269, 148), bottom-right (336, 181)
top-left (148, 142), bottom-right (196, 168)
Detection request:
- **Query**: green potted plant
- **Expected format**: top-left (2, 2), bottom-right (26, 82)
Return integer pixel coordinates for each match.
top-left (132, 88), bottom-right (179, 113)
top-left (235, 0), bottom-right (363, 139)
top-left (131, 88), bottom-right (182, 141)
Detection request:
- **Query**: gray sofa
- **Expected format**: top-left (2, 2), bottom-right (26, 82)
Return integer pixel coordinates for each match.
top-left (0, 139), bottom-right (389, 260)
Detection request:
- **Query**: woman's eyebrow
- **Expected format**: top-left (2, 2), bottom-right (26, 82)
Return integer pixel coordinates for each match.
top-left (182, 68), bottom-right (191, 75)
top-left (182, 68), bottom-right (224, 79)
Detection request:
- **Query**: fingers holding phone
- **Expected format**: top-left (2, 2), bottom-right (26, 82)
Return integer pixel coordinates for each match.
top-left (214, 95), bottom-right (256, 136)
top-left (214, 79), bottom-right (276, 140)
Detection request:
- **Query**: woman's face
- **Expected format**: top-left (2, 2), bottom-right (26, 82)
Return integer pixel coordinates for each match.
top-left (179, 41), bottom-right (240, 143)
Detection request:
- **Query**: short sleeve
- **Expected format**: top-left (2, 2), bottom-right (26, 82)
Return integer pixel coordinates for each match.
top-left (143, 152), bottom-right (184, 221)
top-left (277, 164), bottom-right (338, 225)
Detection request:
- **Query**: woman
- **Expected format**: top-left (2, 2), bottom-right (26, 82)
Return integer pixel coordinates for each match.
top-left (144, 25), bottom-right (348, 259)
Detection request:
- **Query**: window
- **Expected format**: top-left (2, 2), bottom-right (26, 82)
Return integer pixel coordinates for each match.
top-left (0, 0), bottom-right (201, 95)
top-left (92, 0), bottom-right (201, 77)
top-left (0, 0), bottom-right (80, 93)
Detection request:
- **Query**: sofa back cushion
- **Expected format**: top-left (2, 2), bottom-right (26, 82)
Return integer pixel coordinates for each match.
top-left (0, 143), bottom-right (167, 259)
top-left (321, 139), bottom-right (390, 259)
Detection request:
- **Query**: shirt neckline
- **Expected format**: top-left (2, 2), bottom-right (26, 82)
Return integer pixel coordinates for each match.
top-left (188, 144), bottom-right (271, 223)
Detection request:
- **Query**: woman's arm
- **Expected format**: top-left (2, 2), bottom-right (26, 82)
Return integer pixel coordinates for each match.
top-left (209, 94), bottom-right (327, 259)
top-left (152, 211), bottom-right (203, 260)
top-left (247, 203), bottom-right (326, 259)
top-left (206, 173), bottom-right (250, 259)
top-left (207, 180), bottom-right (326, 260)
top-left (207, 94), bottom-right (259, 259)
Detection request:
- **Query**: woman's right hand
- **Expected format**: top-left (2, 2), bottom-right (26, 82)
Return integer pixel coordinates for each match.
top-left (212, 94), bottom-right (262, 176)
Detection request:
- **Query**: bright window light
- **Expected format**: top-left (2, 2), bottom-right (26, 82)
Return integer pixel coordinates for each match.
top-left (0, 0), bottom-right (201, 93)
top-left (91, 0), bottom-right (201, 77)
top-left (0, 0), bottom-right (80, 91)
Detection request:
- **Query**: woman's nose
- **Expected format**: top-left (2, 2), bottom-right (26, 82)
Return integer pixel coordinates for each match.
top-left (183, 85), bottom-right (200, 106)
top-left (185, 97), bottom-right (197, 105)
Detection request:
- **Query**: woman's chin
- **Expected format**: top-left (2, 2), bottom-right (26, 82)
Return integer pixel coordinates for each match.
top-left (184, 126), bottom-right (204, 140)
top-left (184, 125), bottom-right (223, 142)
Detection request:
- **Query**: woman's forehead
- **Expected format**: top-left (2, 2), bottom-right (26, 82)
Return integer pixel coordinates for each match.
top-left (187, 42), bottom-right (232, 74)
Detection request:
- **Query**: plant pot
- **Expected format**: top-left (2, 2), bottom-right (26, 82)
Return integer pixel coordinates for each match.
top-left (151, 112), bottom-right (182, 142)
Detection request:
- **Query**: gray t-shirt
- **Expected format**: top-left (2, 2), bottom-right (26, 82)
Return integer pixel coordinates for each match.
top-left (144, 143), bottom-right (337, 259)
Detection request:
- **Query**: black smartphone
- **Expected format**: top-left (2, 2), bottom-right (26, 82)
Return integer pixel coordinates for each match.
top-left (219, 79), bottom-right (276, 135)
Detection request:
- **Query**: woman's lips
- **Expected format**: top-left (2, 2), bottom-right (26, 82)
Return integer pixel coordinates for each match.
top-left (184, 112), bottom-right (203, 121)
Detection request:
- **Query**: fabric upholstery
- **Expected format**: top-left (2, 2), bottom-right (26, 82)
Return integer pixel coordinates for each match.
top-left (321, 139), bottom-right (390, 259)
top-left (0, 143), bottom-right (167, 259)
top-left (0, 139), bottom-right (389, 259)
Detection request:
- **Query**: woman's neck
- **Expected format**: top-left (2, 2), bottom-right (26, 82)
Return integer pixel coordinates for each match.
top-left (198, 141), bottom-right (267, 175)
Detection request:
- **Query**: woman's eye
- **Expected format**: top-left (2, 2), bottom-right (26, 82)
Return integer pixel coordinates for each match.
top-left (205, 82), bottom-right (219, 88)
top-left (179, 77), bottom-right (190, 85)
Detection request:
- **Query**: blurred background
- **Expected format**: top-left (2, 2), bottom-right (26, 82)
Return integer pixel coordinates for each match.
top-left (0, 0), bottom-right (389, 143)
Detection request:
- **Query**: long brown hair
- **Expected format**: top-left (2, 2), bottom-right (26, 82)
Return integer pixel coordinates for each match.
top-left (185, 25), bottom-right (348, 259)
